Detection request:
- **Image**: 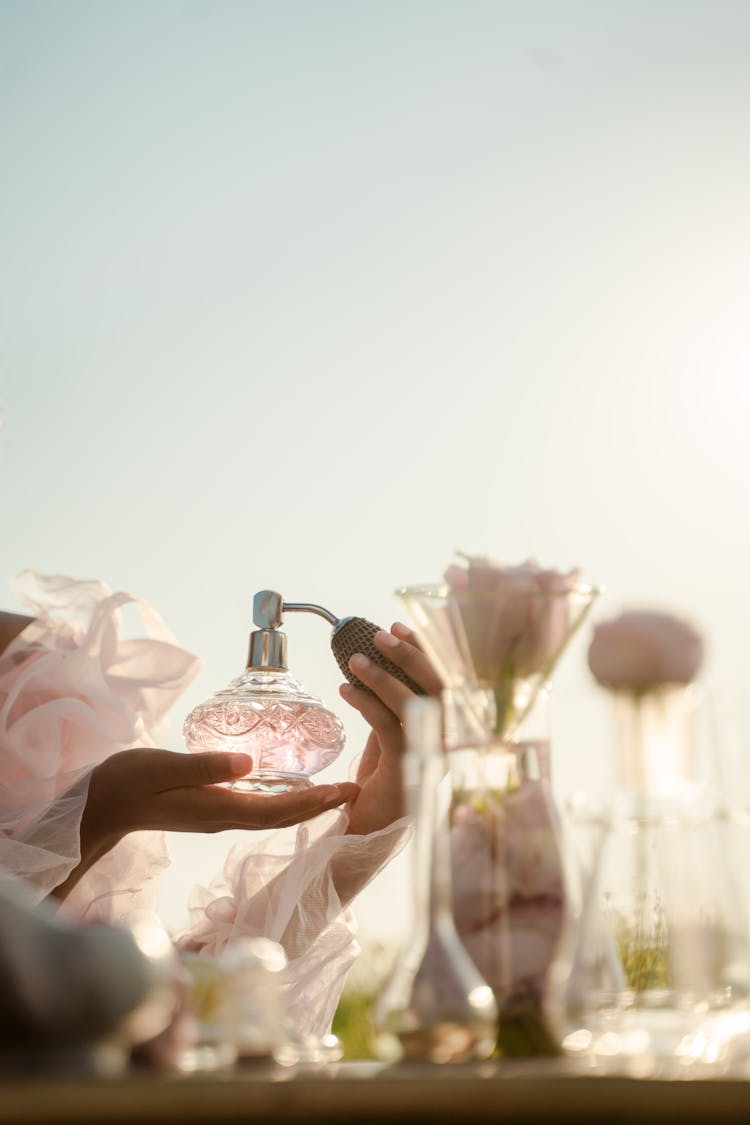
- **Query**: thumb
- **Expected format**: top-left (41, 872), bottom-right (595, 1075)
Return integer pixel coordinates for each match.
top-left (151, 750), bottom-right (253, 790)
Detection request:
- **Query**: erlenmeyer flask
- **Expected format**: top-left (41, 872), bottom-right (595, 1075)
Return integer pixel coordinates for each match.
top-left (370, 697), bottom-right (498, 1064)
top-left (547, 685), bottom-right (750, 1076)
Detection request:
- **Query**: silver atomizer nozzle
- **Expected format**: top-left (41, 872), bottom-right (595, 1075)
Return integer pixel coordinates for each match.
top-left (253, 591), bottom-right (426, 695)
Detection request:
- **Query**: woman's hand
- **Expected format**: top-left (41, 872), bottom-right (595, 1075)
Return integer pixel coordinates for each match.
top-left (339, 621), bottom-right (443, 837)
top-left (52, 750), bottom-right (359, 901)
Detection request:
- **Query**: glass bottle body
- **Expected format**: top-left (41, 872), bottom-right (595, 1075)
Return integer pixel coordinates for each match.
top-left (183, 667), bottom-right (346, 793)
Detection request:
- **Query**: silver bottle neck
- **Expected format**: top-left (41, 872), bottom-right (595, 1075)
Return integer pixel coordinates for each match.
top-left (247, 628), bottom-right (288, 670)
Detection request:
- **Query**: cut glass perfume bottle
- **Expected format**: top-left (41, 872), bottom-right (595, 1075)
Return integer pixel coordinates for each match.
top-left (182, 591), bottom-right (345, 793)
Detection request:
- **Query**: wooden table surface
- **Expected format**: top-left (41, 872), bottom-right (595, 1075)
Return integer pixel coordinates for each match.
top-left (3, 1059), bottom-right (750, 1125)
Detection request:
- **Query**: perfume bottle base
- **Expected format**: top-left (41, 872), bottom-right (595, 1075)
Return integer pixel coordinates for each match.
top-left (227, 771), bottom-right (313, 794)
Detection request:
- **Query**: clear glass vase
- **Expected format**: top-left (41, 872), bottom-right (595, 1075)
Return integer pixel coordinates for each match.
top-left (446, 696), bottom-right (572, 1057)
top-left (547, 686), bottom-right (750, 1076)
top-left (398, 578), bottom-right (599, 747)
top-left (397, 578), bottom-right (597, 1057)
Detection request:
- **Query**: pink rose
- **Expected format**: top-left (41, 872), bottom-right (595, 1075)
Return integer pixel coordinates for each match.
top-left (450, 782), bottom-right (566, 995)
top-left (444, 555), bottom-right (583, 682)
top-left (450, 801), bottom-right (511, 933)
top-left (450, 783), bottom-right (564, 927)
top-left (505, 783), bottom-right (565, 900)
top-left (587, 610), bottom-right (704, 691)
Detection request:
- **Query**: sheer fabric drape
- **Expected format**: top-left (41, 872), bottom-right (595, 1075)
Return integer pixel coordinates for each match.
top-left (0, 571), bottom-right (408, 1036)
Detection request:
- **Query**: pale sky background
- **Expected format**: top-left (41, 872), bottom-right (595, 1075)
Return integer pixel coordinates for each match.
top-left (2, 0), bottom-right (750, 946)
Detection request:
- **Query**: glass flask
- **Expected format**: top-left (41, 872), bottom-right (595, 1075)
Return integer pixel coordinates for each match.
top-left (183, 591), bottom-right (345, 793)
top-left (547, 685), bottom-right (750, 1077)
top-left (370, 696), bottom-right (498, 1064)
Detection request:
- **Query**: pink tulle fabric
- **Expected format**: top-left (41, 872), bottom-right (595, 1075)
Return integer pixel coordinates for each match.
top-left (0, 571), bottom-right (409, 1038)
top-left (0, 570), bottom-right (203, 919)
top-left (175, 811), bottom-right (409, 1038)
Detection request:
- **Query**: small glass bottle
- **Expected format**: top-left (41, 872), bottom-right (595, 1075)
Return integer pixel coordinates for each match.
top-left (183, 592), bottom-right (345, 793)
top-left (371, 696), bottom-right (498, 1064)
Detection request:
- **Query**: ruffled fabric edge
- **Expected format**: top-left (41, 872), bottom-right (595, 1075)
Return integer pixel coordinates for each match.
top-left (0, 570), bottom-right (203, 914)
top-left (176, 808), bottom-right (411, 1039)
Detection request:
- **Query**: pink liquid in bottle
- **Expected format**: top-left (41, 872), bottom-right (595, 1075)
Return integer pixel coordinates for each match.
top-left (183, 668), bottom-right (346, 793)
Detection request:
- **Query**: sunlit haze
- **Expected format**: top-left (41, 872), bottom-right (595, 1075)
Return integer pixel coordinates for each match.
top-left (2, 0), bottom-right (749, 942)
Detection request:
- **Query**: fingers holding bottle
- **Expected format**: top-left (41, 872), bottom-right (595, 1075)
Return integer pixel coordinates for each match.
top-left (374, 623), bottom-right (443, 697)
top-left (343, 625), bottom-right (442, 721)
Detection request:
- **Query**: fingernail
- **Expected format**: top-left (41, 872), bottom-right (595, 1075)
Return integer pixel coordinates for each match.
top-left (375, 629), bottom-right (398, 648)
top-left (229, 753), bottom-right (252, 775)
top-left (350, 653), bottom-right (369, 672)
top-left (391, 621), bottom-right (411, 638)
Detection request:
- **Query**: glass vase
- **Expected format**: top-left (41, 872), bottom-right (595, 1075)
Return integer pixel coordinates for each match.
top-left (547, 685), bottom-right (750, 1076)
top-left (446, 692), bottom-right (572, 1057)
top-left (397, 579), bottom-right (597, 1057)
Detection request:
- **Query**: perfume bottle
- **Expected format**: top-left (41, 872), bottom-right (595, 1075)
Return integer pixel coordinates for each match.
top-left (182, 591), bottom-right (346, 793)
top-left (371, 696), bottom-right (498, 1063)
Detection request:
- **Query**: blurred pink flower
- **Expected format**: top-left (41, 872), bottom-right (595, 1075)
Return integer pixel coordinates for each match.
top-left (588, 610), bottom-right (704, 691)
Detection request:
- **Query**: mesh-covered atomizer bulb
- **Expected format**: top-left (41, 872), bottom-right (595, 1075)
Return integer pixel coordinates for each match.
top-left (278, 595), bottom-right (426, 696)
